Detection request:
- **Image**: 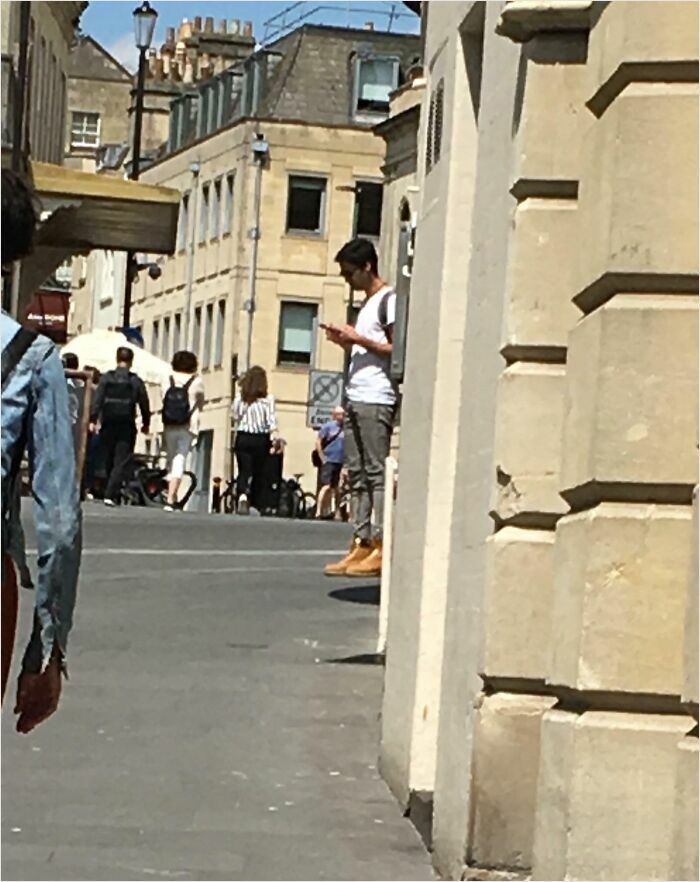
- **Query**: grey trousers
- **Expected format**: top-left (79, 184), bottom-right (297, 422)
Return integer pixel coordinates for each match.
top-left (345, 401), bottom-right (395, 542)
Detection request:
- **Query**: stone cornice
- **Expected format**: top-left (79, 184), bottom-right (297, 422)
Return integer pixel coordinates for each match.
top-left (495, 1), bottom-right (593, 43)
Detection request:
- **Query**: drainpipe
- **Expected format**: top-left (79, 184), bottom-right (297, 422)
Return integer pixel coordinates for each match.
top-left (243, 132), bottom-right (269, 373)
top-left (183, 160), bottom-right (200, 346)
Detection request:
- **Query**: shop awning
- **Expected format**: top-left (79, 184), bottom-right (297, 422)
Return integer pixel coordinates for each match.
top-left (31, 161), bottom-right (180, 254)
top-left (18, 161), bottom-right (180, 317)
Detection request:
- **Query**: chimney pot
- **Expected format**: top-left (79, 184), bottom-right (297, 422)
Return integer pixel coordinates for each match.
top-left (219, 19), bottom-right (227, 34)
top-left (231, 19), bottom-right (240, 35)
top-left (165, 26), bottom-right (175, 45)
top-left (243, 21), bottom-right (253, 37)
top-left (363, 21), bottom-right (375, 30)
top-left (205, 16), bottom-right (214, 33)
top-left (180, 19), bottom-right (192, 40)
top-left (193, 16), bottom-right (202, 32)
top-left (153, 57), bottom-right (164, 81)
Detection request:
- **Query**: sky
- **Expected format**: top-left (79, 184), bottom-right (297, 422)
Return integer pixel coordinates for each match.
top-left (81, 0), bottom-right (419, 71)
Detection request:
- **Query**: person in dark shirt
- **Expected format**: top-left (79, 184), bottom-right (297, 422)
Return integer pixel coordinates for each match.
top-left (89, 347), bottom-right (150, 506)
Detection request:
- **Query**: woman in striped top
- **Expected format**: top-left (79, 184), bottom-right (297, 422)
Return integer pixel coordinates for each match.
top-left (232, 366), bottom-right (279, 514)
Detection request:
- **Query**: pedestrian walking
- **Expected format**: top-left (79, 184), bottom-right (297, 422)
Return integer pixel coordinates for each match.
top-left (314, 406), bottom-right (345, 520)
top-left (1, 168), bottom-right (82, 733)
top-left (232, 366), bottom-right (279, 515)
top-left (323, 238), bottom-right (396, 577)
top-left (161, 350), bottom-right (205, 511)
top-left (90, 347), bottom-right (150, 506)
top-left (61, 352), bottom-right (81, 426)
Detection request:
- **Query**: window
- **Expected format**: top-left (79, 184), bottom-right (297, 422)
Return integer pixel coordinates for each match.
top-left (354, 56), bottom-right (400, 116)
top-left (202, 303), bottom-right (214, 370)
top-left (151, 319), bottom-right (160, 355)
top-left (277, 301), bottom-right (318, 366)
top-left (162, 316), bottom-right (171, 361)
top-left (177, 193), bottom-right (189, 252)
top-left (353, 181), bottom-right (383, 239)
top-left (199, 183), bottom-right (210, 244)
top-left (286, 176), bottom-right (326, 235)
top-left (192, 306), bottom-right (202, 354)
top-left (223, 173), bottom-right (234, 235)
top-left (214, 299), bottom-right (226, 367)
top-left (70, 111), bottom-right (100, 149)
top-left (210, 179), bottom-right (221, 240)
top-left (173, 313), bottom-right (182, 353)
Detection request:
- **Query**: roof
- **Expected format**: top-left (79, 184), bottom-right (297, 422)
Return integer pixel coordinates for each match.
top-left (260, 24), bottom-right (421, 127)
top-left (68, 35), bottom-right (133, 82)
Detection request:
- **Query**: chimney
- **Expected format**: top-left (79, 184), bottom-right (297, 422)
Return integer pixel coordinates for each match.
top-left (183, 58), bottom-right (194, 84)
top-left (147, 47), bottom-right (157, 75)
top-left (179, 19), bottom-right (192, 40)
top-left (230, 19), bottom-right (240, 35)
top-left (193, 15), bottom-right (202, 33)
top-left (363, 21), bottom-right (375, 30)
top-left (243, 21), bottom-right (253, 37)
top-left (153, 56), bottom-right (164, 81)
top-left (204, 16), bottom-right (214, 33)
top-left (219, 19), bottom-right (227, 34)
top-left (165, 26), bottom-right (175, 46)
top-left (162, 51), bottom-right (171, 75)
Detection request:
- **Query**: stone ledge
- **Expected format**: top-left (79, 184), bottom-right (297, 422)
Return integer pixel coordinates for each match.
top-left (495, 1), bottom-right (592, 44)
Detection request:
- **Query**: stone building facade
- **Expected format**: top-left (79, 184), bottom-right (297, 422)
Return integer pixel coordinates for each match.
top-left (123, 23), bottom-right (420, 496)
top-left (379, 2), bottom-right (698, 879)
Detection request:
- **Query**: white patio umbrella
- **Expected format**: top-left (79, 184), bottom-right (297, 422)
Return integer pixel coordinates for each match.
top-left (61, 329), bottom-right (171, 386)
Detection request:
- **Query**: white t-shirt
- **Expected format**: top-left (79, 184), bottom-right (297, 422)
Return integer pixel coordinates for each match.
top-left (161, 372), bottom-right (205, 435)
top-left (346, 285), bottom-right (397, 406)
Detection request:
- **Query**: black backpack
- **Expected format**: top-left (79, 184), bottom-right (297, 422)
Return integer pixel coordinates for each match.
top-left (162, 376), bottom-right (194, 426)
top-left (102, 372), bottom-right (135, 423)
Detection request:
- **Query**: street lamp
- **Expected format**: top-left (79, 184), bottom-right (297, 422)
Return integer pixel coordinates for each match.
top-left (122, 0), bottom-right (158, 330)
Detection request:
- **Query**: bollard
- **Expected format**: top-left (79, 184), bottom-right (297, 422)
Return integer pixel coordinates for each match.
top-left (212, 476), bottom-right (222, 514)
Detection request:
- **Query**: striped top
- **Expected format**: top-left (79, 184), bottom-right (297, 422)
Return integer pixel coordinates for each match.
top-left (232, 394), bottom-right (278, 434)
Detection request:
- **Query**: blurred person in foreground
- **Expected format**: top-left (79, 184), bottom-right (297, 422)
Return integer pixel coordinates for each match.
top-left (1, 168), bottom-right (82, 733)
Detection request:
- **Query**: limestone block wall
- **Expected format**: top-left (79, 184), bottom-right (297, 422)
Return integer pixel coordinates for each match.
top-left (531, 3), bottom-right (699, 879)
top-left (380, 0), bottom-right (479, 816)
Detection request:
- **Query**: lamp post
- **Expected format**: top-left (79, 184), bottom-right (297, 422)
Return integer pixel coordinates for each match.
top-left (243, 133), bottom-right (269, 373)
top-left (122, 0), bottom-right (158, 331)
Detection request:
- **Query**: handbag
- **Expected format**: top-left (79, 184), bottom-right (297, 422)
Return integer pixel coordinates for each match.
top-left (311, 425), bottom-right (343, 468)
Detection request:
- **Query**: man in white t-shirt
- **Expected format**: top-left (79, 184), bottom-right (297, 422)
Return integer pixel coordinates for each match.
top-left (323, 238), bottom-right (396, 578)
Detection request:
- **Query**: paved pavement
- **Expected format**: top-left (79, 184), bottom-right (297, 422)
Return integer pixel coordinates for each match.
top-left (2, 506), bottom-right (433, 881)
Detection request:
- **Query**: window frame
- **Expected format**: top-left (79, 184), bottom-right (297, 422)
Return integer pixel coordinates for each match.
top-left (352, 179), bottom-right (384, 240)
top-left (151, 318), bottom-right (160, 355)
top-left (161, 315), bottom-right (171, 361)
top-left (210, 177), bottom-right (222, 241)
top-left (199, 182), bottom-right (210, 245)
top-left (285, 174), bottom-right (328, 238)
top-left (352, 54), bottom-right (401, 119)
top-left (192, 306), bottom-right (202, 355)
top-left (177, 192), bottom-right (190, 253)
top-left (202, 302), bottom-right (214, 371)
top-left (222, 172), bottom-right (235, 236)
top-left (214, 298), bottom-right (226, 367)
top-left (70, 110), bottom-right (101, 149)
top-left (276, 300), bottom-right (319, 368)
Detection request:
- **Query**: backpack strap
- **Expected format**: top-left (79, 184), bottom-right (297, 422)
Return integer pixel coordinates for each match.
top-left (169, 375), bottom-right (175, 388)
top-left (183, 375), bottom-right (195, 392)
top-left (2, 327), bottom-right (38, 389)
top-left (377, 290), bottom-right (393, 342)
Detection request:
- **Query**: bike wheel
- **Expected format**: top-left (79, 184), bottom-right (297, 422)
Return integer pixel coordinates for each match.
top-left (302, 492), bottom-right (317, 519)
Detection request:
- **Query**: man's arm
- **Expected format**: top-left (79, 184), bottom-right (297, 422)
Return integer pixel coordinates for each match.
top-left (136, 377), bottom-right (151, 431)
top-left (325, 323), bottom-right (393, 357)
top-left (90, 373), bottom-right (107, 423)
top-left (15, 344), bottom-right (82, 733)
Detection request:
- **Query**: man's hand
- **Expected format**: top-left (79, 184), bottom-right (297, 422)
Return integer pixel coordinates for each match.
top-left (88, 422), bottom-right (97, 434)
top-left (325, 323), bottom-right (362, 347)
top-left (14, 656), bottom-right (62, 734)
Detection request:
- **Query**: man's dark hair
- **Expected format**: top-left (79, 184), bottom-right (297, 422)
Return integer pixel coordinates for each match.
top-left (172, 350), bottom-right (198, 374)
top-left (62, 353), bottom-right (79, 370)
top-left (116, 347), bottom-right (134, 365)
top-left (1, 169), bottom-right (39, 266)
top-left (334, 238), bottom-right (379, 275)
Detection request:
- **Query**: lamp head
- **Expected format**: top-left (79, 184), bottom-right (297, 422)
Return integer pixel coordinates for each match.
top-left (133, 1), bottom-right (157, 50)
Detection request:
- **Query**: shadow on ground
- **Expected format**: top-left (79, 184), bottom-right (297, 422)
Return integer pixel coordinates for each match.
top-left (328, 584), bottom-right (380, 605)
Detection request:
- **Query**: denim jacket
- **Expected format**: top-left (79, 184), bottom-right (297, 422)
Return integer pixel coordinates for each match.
top-left (1, 311), bottom-right (82, 672)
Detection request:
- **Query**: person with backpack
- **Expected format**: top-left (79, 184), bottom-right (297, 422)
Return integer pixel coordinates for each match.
top-left (313, 406), bottom-right (345, 520)
top-left (89, 347), bottom-right (150, 506)
top-left (161, 350), bottom-right (205, 511)
top-left (322, 238), bottom-right (397, 578)
top-left (1, 168), bottom-right (82, 734)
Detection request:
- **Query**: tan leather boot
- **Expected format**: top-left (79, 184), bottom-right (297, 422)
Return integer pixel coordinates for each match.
top-left (346, 540), bottom-right (382, 578)
top-left (324, 539), bottom-right (373, 577)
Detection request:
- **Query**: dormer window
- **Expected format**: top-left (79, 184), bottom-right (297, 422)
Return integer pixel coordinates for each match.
top-left (353, 55), bottom-right (400, 118)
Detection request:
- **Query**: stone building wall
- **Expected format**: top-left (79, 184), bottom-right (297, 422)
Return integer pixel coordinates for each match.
top-left (381, 2), bottom-right (699, 879)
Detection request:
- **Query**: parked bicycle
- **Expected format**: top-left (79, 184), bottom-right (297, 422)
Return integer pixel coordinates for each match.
top-left (119, 454), bottom-right (197, 509)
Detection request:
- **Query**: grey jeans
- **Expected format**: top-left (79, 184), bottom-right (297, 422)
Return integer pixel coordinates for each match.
top-left (345, 401), bottom-right (395, 542)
